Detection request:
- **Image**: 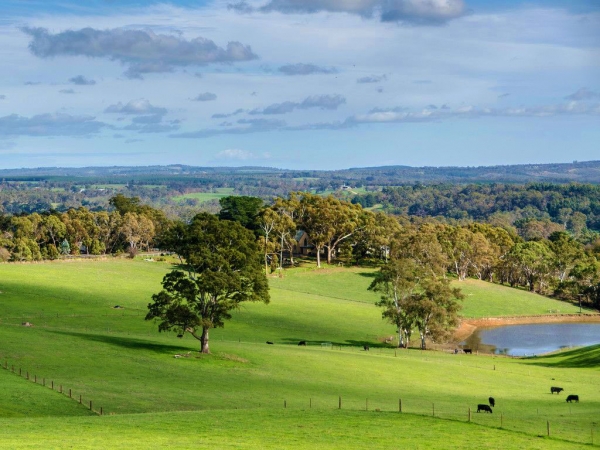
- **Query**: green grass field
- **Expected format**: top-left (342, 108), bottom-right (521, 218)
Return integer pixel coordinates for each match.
top-left (0, 260), bottom-right (598, 448)
top-left (171, 188), bottom-right (236, 203)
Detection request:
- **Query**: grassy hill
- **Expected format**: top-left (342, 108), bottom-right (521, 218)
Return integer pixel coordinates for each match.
top-left (0, 260), bottom-right (598, 448)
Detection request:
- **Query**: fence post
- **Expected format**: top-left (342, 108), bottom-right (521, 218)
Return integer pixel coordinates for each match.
top-left (69, 389), bottom-right (72, 398)
top-left (432, 403), bottom-right (435, 417)
top-left (501, 413), bottom-right (503, 428)
top-left (284, 400), bottom-right (286, 408)
top-left (51, 381), bottom-right (54, 390)
top-left (19, 368), bottom-right (21, 376)
top-left (366, 399), bottom-right (368, 411)
top-left (399, 399), bottom-right (402, 413)
top-left (79, 394), bottom-right (82, 404)
top-left (310, 398), bottom-right (312, 409)
top-left (100, 407), bottom-right (103, 416)
top-left (89, 400), bottom-right (92, 411)
top-left (547, 420), bottom-right (550, 437)
top-left (339, 396), bottom-right (342, 409)
top-left (468, 407), bottom-right (471, 422)
top-left (60, 385), bottom-right (62, 394)
top-left (34, 375), bottom-right (37, 383)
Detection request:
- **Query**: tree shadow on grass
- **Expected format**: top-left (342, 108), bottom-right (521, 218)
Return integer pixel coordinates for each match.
top-left (357, 271), bottom-right (377, 278)
top-left (526, 344), bottom-right (600, 368)
top-left (49, 330), bottom-right (193, 355)
top-left (279, 337), bottom-right (393, 349)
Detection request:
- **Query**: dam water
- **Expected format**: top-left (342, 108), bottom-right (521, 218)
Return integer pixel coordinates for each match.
top-left (461, 322), bottom-right (600, 356)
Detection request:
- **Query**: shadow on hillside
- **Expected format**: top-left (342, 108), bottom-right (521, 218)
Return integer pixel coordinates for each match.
top-left (526, 344), bottom-right (600, 368)
top-left (280, 337), bottom-right (393, 349)
top-left (357, 272), bottom-right (377, 279)
top-left (49, 330), bottom-right (192, 355)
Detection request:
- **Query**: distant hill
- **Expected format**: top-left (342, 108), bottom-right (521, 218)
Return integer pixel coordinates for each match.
top-left (1, 160), bottom-right (600, 184)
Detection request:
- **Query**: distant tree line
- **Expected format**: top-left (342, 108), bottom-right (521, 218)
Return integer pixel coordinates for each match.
top-left (2, 192), bottom-right (600, 311)
top-left (0, 194), bottom-right (167, 261)
top-left (351, 183), bottom-right (600, 241)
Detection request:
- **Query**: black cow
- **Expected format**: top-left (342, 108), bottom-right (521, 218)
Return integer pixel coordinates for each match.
top-left (550, 386), bottom-right (564, 394)
top-left (566, 395), bottom-right (579, 403)
top-left (477, 404), bottom-right (492, 413)
top-left (266, 341), bottom-right (274, 345)
top-left (363, 345), bottom-right (370, 351)
top-left (298, 341), bottom-right (307, 346)
top-left (463, 348), bottom-right (472, 354)
top-left (489, 397), bottom-right (495, 407)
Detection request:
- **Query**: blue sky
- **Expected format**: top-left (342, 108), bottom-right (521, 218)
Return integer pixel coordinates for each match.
top-left (0, 0), bottom-right (598, 169)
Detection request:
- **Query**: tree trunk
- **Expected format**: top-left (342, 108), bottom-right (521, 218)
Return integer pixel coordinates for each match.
top-left (327, 246), bottom-right (333, 265)
top-left (398, 328), bottom-right (403, 348)
top-left (316, 247), bottom-right (322, 268)
top-left (201, 327), bottom-right (210, 354)
top-left (420, 332), bottom-right (426, 350)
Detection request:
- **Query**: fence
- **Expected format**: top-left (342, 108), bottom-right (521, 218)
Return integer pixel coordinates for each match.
top-left (1, 359), bottom-right (106, 416)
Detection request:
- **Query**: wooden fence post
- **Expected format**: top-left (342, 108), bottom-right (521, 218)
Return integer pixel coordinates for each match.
top-left (399, 399), bottom-right (402, 413)
top-left (310, 398), bottom-right (312, 409)
top-left (339, 396), bottom-right (342, 409)
top-left (79, 394), bottom-right (82, 404)
top-left (89, 400), bottom-right (92, 411)
top-left (100, 407), bottom-right (103, 416)
top-left (501, 413), bottom-right (503, 428)
top-left (366, 398), bottom-right (368, 411)
top-left (51, 381), bottom-right (54, 390)
top-left (432, 403), bottom-right (435, 417)
top-left (69, 389), bottom-right (72, 398)
top-left (547, 420), bottom-right (550, 437)
top-left (468, 407), bottom-right (471, 422)
top-left (284, 400), bottom-right (286, 408)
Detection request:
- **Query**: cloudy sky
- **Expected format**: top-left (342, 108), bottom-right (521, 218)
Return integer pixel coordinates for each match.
top-left (0, 0), bottom-right (599, 169)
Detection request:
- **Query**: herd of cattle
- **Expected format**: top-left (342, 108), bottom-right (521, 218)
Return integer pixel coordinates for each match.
top-left (269, 342), bottom-right (582, 409)
top-left (478, 388), bottom-right (579, 414)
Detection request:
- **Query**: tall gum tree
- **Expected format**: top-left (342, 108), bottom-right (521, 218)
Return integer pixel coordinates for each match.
top-left (146, 213), bottom-right (269, 353)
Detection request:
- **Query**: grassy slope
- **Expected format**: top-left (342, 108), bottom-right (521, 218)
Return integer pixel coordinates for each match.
top-left (0, 260), bottom-right (598, 447)
top-left (0, 410), bottom-right (590, 450)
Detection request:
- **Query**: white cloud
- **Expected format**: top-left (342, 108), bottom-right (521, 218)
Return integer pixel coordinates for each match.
top-left (215, 148), bottom-right (255, 160)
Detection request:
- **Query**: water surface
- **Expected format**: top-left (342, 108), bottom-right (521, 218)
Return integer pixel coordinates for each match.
top-left (462, 322), bottom-right (600, 356)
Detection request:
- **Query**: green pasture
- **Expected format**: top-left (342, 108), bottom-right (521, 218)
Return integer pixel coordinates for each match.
top-left (171, 188), bottom-right (235, 203)
top-left (0, 409), bottom-right (591, 450)
top-left (0, 260), bottom-right (598, 447)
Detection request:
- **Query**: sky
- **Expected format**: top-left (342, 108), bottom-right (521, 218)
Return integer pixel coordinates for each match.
top-left (0, 0), bottom-right (599, 170)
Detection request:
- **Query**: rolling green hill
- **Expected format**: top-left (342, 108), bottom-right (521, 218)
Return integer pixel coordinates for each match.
top-left (0, 260), bottom-right (597, 448)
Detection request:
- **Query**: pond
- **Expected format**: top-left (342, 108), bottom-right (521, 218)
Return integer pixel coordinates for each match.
top-left (461, 322), bottom-right (600, 356)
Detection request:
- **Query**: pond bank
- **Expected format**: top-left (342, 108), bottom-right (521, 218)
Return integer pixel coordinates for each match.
top-left (453, 313), bottom-right (600, 342)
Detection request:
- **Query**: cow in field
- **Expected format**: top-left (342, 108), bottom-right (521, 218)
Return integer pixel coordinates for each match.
top-left (363, 345), bottom-right (370, 351)
top-left (550, 386), bottom-right (564, 394)
top-left (266, 341), bottom-right (274, 345)
top-left (463, 348), bottom-right (472, 354)
top-left (298, 341), bottom-right (307, 346)
top-left (566, 395), bottom-right (579, 403)
top-left (489, 397), bottom-right (495, 407)
top-left (477, 404), bottom-right (492, 413)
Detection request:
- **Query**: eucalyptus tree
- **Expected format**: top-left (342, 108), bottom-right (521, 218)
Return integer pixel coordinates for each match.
top-left (146, 213), bottom-right (269, 353)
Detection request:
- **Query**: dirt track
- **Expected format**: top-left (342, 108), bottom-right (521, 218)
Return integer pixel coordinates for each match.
top-left (453, 313), bottom-right (600, 342)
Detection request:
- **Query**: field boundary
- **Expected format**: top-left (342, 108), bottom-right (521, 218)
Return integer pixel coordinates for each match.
top-left (1, 359), bottom-right (106, 416)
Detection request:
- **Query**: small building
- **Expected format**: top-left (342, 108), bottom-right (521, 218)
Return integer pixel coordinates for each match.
top-left (293, 230), bottom-right (313, 255)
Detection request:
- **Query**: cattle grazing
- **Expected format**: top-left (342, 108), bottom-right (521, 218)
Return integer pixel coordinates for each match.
top-left (363, 345), bottom-right (370, 351)
top-left (266, 341), bottom-right (274, 345)
top-left (298, 341), bottom-right (307, 346)
top-left (550, 386), bottom-right (564, 394)
top-left (489, 397), bottom-right (495, 407)
top-left (463, 348), bottom-right (472, 354)
top-left (477, 404), bottom-right (492, 413)
top-left (566, 395), bottom-right (579, 403)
